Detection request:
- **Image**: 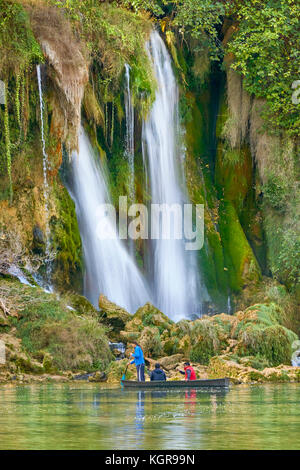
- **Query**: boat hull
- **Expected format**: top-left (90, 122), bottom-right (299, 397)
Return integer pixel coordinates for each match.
top-left (121, 378), bottom-right (230, 389)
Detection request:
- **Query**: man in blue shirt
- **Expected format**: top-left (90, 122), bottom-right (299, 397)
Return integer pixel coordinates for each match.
top-left (128, 341), bottom-right (145, 382)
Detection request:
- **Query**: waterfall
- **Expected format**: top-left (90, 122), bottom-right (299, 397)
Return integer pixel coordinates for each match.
top-left (142, 31), bottom-right (206, 320)
top-left (124, 64), bottom-right (135, 204)
top-left (37, 64), bottom-right (53, 290)
top-left (69, 128), bottom-right (151, 312)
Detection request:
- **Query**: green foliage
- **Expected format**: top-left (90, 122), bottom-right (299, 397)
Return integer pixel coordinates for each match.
top-left (271, 228), bottom-right (300, 288)
top-left (163, 337), bottom-right (179, 355)
top-left (51, 180), bottom-right (83, 287)
top-left (52, 0), bottom-right (155, 111)
top-left (237, 324), bottom-right (296, 367)
top-left (190, 319), bottom-right (226, 364)
top-left (228, 0), bottom-right (300, 135)
top-left (234, 303), bottom-right (298, 366)
top-left (173, 0), bottom-right (225, 60)
top-left (8, 282), bottom-right (112, 371)
top-left (139, 326), bottom-right (163, 357)
top-left (0, 0), bottom-right (43, 76)
top-left (172, 0), bottom-right (299, 134)
top-left (263, 172), bottom-right (289, 213)
top-left (122, 0), bottom-right (164, 16)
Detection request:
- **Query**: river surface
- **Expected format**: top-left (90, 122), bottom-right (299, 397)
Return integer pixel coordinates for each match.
top-left (0, 383), bottom-right (299, 450)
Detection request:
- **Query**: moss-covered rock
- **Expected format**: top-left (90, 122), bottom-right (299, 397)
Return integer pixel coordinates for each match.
top-left (189, 318), bottom-right (228, 365)
top-left (162, 337), bottom-right (179, 356)
top-left (219, 200), bottom-right (261, 291)
top-left (232, 303), bottom-right (298, 366)
top-left (177, 334), bottom-right (191, 356)
top-left (133, 303), bottom-right (174, 333)
top-left (99, 294), bottom-right (132, 341)
top-left (158, 354), bottom-right (184, 371)
top-left (139, 326), bottom-right (163, 358)
top-left (107, 358), bottom-right (135, 384)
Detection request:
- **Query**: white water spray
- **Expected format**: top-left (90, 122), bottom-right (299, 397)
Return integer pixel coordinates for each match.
top-left (37, 64), bottom-right (53, 290)
top-left (69, 128), bottom-right (151, 312)
top-left (124, 64), bottom-right (135, 204)
top-left (142, 31), bottom-right (207, 320)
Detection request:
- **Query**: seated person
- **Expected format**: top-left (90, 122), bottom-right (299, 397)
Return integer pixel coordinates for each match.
top-left (178, 362), bottom-right (197, 381)
top-left (149, 363), bottom-right (167, 381)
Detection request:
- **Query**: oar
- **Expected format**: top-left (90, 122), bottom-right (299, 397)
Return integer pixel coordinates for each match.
top-left (121, 364), bottom-right (129, 383)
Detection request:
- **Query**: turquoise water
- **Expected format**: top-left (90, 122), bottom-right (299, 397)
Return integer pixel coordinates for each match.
top-left (0, 383), bottom-right (299, 449)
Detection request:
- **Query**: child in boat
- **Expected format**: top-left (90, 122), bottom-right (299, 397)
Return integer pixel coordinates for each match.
top-left (128, 341), bottom-right (145, 382)
top-left (178, 362), bottom-right (197, 381)
top-left (149, 363), bottom-right (167, 381)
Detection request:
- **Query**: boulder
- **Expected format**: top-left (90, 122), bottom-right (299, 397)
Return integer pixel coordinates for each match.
top-left (208, 355), bottom-right (300, 383)
top-left (133, 303), bottom-right (173, 332)
top-left (125, 317), bottom-right (143, 332)
top-left (99, 295), bottom-right (132, 341)
top-left (119, 330), bottom-right (139, 343)
top-left (63, 293), bottom-right (98, 317)
top-left (158, 354), bottom-right (184, 371)
top-left (88, 371), bottom-right (107, 383)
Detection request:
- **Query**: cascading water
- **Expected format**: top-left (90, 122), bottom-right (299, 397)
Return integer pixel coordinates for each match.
top-left (37, 64), bottom-right (53, 291)
top-left (69, 128), bottom-right (151, 312)
top-left (124, 64), bottom-right (135, 204)
top-left (142, 31), bottom-right (207, 320)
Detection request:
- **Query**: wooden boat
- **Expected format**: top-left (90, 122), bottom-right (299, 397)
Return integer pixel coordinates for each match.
top-left (121, 378), bottom-right (230, 389)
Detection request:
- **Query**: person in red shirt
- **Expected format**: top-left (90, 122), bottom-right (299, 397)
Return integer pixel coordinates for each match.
top-left (178, 362), bottom-right (197, 381)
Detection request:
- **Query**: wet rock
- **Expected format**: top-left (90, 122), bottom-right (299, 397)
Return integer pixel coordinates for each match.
top-left (63, 293), bottom-right (98, 317)
top-left (32, 225), bottom-right (45, 253)
top-left (88, 371), bottom-right (107, 383)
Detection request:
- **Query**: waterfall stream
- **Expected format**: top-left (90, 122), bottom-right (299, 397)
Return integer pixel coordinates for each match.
top-left (37, 64), bottom-right (53, 290)
top-left (66, 33), bottom-right (207, 319)
top-left (124, 63), bottom-right (135, 204)
top-left (69, 128), bottom-right (151, 312)
top-left (142, 31), bottom-right (206, 320)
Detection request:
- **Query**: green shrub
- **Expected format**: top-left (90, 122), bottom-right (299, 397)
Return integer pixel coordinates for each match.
top-left (263, 173), bottom-right (289, 213)
top-left (237, 324), bottom-right (297, 366)
top-left (190, 338), bottom-right (215, 365)
top-left (190, 319), bottom-right (226, 364)
top-left (139, 326), bottom-right (162, 358)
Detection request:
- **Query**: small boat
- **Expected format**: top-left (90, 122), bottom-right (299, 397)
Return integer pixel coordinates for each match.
top-left (121, 378), bottom-right (230, 389)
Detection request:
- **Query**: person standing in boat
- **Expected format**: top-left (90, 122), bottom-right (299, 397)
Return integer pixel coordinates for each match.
top-left (128, 341), bottom-right (145, 382)
top-left (178, 362), bottom-right (197, 381)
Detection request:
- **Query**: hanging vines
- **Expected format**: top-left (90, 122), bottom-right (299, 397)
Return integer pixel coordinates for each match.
top-left (4, 82), bottom-right (13, 203)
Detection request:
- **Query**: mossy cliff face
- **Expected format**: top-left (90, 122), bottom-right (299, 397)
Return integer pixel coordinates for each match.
top-left (0, 1), bottom-right (153, 290)
top-left (176, 38), bottom-right (262, 309)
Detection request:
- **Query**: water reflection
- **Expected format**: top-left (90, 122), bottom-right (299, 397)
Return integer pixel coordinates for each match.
top-left (135, 391), bottom-right (145, 441)
top-left (0, 384), bottom-right (299, 450)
